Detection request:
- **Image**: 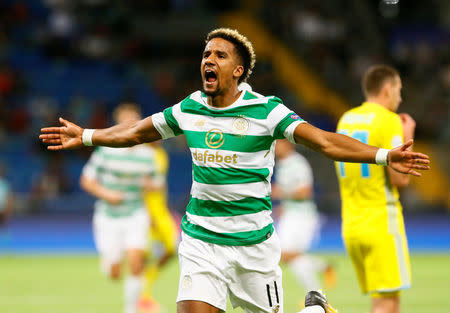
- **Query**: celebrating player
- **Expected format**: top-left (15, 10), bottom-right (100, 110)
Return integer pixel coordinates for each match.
top-left (80, 103), bottom-right (155, 313)
top-left (41, 29), bottom-right (429, 313)
top-left (336, 65), bottom-right (417, 313)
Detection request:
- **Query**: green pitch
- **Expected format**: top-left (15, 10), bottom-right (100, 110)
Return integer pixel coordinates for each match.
top-left (1, 253), bottom-right (449, 313)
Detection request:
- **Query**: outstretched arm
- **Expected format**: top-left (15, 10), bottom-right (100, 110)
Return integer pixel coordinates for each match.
top-left (40, 116), bottom-right (162, 150)
top-left (293, 123), bottom-right (430, 176)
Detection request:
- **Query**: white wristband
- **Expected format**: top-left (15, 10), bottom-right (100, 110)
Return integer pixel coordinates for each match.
top-left (82, 129), bottom-right (96, 146)
top-left (375, 148), bottom-right (390, 166)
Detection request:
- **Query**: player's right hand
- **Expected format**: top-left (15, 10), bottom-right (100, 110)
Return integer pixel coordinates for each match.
top-left (40, 117), bottom-right (84, 150)
top-left (105, 191), bottom-right (124, 205)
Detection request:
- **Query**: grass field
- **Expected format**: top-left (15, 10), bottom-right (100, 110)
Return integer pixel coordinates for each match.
top-left (1, 253), bottom-right (449, 313)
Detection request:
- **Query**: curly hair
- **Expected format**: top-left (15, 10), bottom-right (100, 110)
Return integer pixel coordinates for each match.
top-left (206, 28), bottom-right (256, 83)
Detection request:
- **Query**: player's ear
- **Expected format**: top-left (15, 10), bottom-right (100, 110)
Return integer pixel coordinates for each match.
top-left (381, 81), bottom-right (392, 98)
top-left (233, 65), bottom-right (244, 80)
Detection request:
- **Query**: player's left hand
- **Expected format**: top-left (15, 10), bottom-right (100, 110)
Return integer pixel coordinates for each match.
top-left (388, 139), bottom-right (430, 176)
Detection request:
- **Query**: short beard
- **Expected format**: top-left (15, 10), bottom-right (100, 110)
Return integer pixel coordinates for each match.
top-left (203, 88), bottom-right (218, 97)
top-left (202, 84), bottom-right (222, 97)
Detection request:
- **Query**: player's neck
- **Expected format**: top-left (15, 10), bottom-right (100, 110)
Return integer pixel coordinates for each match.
top-left (207, 87), bottom-right (242, 108)
top-left (365, 97), bottom-right (392, 112)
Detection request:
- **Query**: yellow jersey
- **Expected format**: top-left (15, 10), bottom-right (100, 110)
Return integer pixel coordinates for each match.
top-left (336, 102), bottom-right (405, 237)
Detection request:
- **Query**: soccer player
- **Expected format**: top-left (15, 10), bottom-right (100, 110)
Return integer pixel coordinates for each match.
top-left (138, 141), bottom-right (178, 313)
top-left (41, 29), bottom-right (429, 313)
top-left (335, 65), bottom-right (417, 313)
top-left (80, 103), bottom-right (154, 313)
top-left (272, 139), bottom-right (335, 293)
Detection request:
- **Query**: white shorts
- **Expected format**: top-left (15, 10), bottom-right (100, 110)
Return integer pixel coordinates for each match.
top-left (93, 209), bottom-right (150, 267)
top-left (278, 210), bottom-right (320, 253)
top-left (177, 231), bottom-right (283, 313)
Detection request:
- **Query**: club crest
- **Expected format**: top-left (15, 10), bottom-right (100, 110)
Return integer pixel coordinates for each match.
top-left (232, 116), bottom-right (250, 136)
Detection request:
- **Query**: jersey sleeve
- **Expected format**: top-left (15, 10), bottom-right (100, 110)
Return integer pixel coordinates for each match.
top-left (152, 103), bottom-right (183, 140)
top-left (82, 147), bottom-right (103, 180)
top-left (269, 98), bottom-right (306, 141)
top-left (379, 113), bottom-right (404, 149)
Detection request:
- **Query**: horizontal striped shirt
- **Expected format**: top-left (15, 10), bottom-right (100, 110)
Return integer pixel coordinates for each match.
top-left (275, 152), bottom-right (317, 214)
top-left (82, 145), bottom-right (155, 217)
top-left (152, 90), bottom-right (305, 245)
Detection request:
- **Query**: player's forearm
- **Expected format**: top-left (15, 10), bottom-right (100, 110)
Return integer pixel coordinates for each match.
top-left (91, 116), bottom-right (161, 147)
top-left (91, 121), bottom-right (143, 147)
top-left (294, 124), bottom-right (379, 163)
top-left (80, 176), bottom-right (117, 201)
top-left (289, 185), bottom-right (313, 200)
top-left (143, 176), bottom-right (164, 192)
top-left (319, 132), bottom-right (379, 163)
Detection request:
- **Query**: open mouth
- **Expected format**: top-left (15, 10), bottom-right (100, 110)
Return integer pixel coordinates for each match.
top-left (205, 69), bottom-right (217, 84)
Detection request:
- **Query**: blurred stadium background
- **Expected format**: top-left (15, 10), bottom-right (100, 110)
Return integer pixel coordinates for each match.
top-left (0, 0), bottom-right (449, 312)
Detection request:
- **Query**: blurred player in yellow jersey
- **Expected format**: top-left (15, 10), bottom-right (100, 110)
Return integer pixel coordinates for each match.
top-left (138, 141), bottom-right (178, 313)
top-left (336, 65), bottom-right (416, 313)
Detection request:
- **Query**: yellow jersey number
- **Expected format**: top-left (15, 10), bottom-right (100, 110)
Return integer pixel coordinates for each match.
top-left (337, 130), bottom-right (370, 178)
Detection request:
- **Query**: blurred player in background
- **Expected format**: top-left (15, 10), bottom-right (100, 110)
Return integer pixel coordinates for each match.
top-left (41, 29), bottom-right (430, 313)
top-left (138, 141), bottom-right (178, 313)
top-left (0, 163), bottom-right (14, 227)
top-left (272, 139), bottom-right (336, 294)
top-left (336, 65), bottom-right (416, 313)
top-left (80, 103), bottom-right (155, 313)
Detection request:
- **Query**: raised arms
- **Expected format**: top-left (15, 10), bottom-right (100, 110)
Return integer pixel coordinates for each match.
top-left (40, 116), bottom-right (162, 150)
top-left (293, 123), bottom-right (430, 177)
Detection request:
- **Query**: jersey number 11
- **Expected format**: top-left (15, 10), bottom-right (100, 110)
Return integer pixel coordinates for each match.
top-left (337, 130), bottom-right (370, 178)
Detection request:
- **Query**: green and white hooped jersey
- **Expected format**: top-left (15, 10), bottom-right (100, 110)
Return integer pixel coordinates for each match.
top-left (152, 90), bottom-right (305, 246)
top-left (275, 152), bottom-right (317, 215)
top-left (82, 145), bottom-right (155, 217)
